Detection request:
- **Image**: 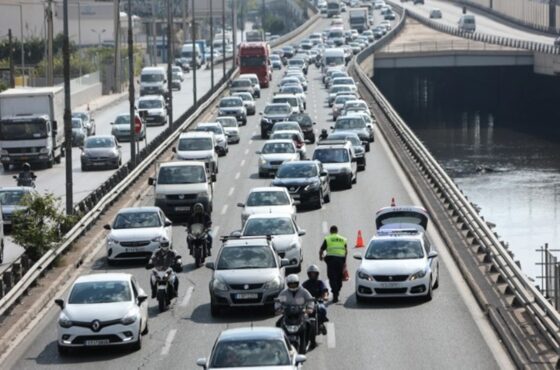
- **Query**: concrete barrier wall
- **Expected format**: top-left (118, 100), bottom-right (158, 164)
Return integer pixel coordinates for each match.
top-left (70, 82), bottom-right (103, 110)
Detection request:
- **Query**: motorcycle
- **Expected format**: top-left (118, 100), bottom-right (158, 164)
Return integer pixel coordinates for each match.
top-left (187, 223), bottom-right (209, 268)
top-left (147, 257), bottom-right (182, 312)
top-left (13, 174), bottom-right (36, 188)
top-left (278, 303), bottom-right (316, 354)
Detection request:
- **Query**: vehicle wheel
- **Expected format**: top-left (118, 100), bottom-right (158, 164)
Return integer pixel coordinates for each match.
top-left (211, 173), bottom-right (217, 182)
top-left (131, 328), bottom-right (142, 351)
top-left (424, 278), bottom-right (433, 302)
top-left (178, 85), bottom-right (181, 91)
top-left (210, 301), bottom-right (220, 317)
top-left (243, 119), bottom-right (247, 125)
top-left (57, 344), bottom-right (70, 356)
top-left (433, 265), bottom-right (440, 289)
top-left (2, 163), bottom-right (8, 171)
top-left (0, 241), bottom-right (4, 264)
top-left (158, 297), bottom-right (166, 312)
top-left (366, 143), bottom-right (370, 152)
top-left (261, 130), bottom-right (268, 139)
top-left (324, 189), bottom-right (330, 203)
top-left (47, 155), bottom-right (54, 169)
top-left (298, 333), bottom-right (307, 354)
top-left (81, 165), bottom-right (88, 172)
top-left (314, 191), bottom-right (324, 209)
top-left (309, 136), bottom-right (315, 144)
top-left (346, 176), bottom-right (353, 189)
top-left (352, 173), bottom-right (357, 184)
top-left (265, 303), bottom-right (276, 316)
top-left (355, 293), bottom-right (367, 304)
top-left (258, 171), bottom-right (267, 178)
top-left (141, 319), bottom-right (149, 335)
top-left (358, 164), bottom-right (366, 171)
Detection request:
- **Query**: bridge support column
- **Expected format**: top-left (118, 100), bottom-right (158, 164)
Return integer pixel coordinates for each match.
top-left (549, 0), bottom-right (556, 31)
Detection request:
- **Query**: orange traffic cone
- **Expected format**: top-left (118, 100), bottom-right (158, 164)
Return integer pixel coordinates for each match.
top-left (355, 230), bottom-right (365, 248)
top-left (390, 197), bottom-right (396, 207)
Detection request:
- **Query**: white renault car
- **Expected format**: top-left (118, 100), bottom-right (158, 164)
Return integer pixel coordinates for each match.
top-left (55, 273), bottom-right (149, 355)
top-left (354, 206), bottom-right (439, 302)
top-left (237, 187), bottom-right (297, 225)
top-left (104, 207), bottom-right (173, 264)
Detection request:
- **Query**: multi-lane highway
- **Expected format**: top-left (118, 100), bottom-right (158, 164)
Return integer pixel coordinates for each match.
top-left (2, 11), bottom-right (516, 369)
top-left (398, 0), bottom-right (557, 44)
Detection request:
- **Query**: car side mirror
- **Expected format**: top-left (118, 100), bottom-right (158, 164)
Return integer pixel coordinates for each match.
top-left (298, 229), bottom-right (306, 236)
top-left (295, 354), bottom-right (307, 364)
top-left (259, 112), bottom-right (263, 115)
top-left (137, 294), bottom-right (148, 305)
top-left (280, 258), bottom-right (290, 267)
top-left (172, 147), bottom-right (176, 153)
top-left (320, 171), bottom-right (328, 177)
top-left (205, 262), bottom-right (215, 270)
top-left (54, 298), bottom-right (64, 309)
top-left (117, 144), bottom-right (122, 149)
top-left (313, 122), bottom-right (317, 125)
top-left (230, 230), bottom-right (242, 237)
top-left (330, 126), bottom-right (334, 129)
top-left (353, 252), bottom-right (362, 260)
top-left (255, 150), bottom-right (262, 154)
top-left (236, 202), bottom-right (245, 208)
top-left (103, 224), bottom-right (111, 230)
top-left (109, 122), bottom-right (114, 125)
top-left (148, 177), bottom-right (155, 186)
top-left (196, 358), bottom-right (208, 369)
top-left (428, 250), bottom-right (438, 259)
top-left (351, 157), bottom-right (357, 162)
top-left (164, 220), bottom-right (172, 227)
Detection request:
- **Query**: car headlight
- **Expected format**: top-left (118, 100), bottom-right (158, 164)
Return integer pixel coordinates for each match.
top-left (121, 307), bottom-right (139, 325)
top-left (212, 279), bottom-right (229, 292)
top-left (155, 193), bottom-right (166, 200)
top-left (218, 109), bottom-right (226, 115)
top-left (58, 312), bottom-right (73, 328)
top-left (259, 157), bottom-right (267, 165)
top-left (261, 117), bottom-right (270, 123)
top-left (287, 242), bottom-right (298, 251)
top-left (107, 237), bottom-right (119, 245)
top-left (263, 276), bottom-right (282, 290)
top-left (340, 167), bottom-right (351, 174)
top-left (197, 192), bottom-right (209, 199)
top-left (40, 147), bottom-right (49, 154)
top-left (151, 235), bottom-right (165, 243)
top-left (357, 270), bottom-right (374, 281)
top-left (304, 182), bottom-right (320, 192)
top-left (1, 149), bottom-right (8, 156)
top-left (409, 268), bottom-right (428, 281)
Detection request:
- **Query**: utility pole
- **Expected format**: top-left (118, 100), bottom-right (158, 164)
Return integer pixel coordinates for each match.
top-left (127, 0), bottom-right (136, 165)
top-left (46, 0), bottom-right (54, 86)
top-left (167, 0), bottom-right (173, 126)
top-left (182, 0), bottom-right (187, 43)
top-left (232, 0), bottom-right (237, 65)
top-left (151, 0), bottom-right (156, 65)
top-left (62, 0), bottom-right (73, 215)
top-left (222, 0), bottom-right (226, 77)
top-left (78, 2), bottom-right (82, 78)
top-left (8, 30), bottom-right (14, 88)
top-left (191, 0), bottom-right (196, 107)
top-left (261, 0), bottom-right (265, 34)
top-left (113, 0), bottom-right (121, 93)
top-left (19, 5), bottom-right (24, 85)
top-left (210, 0), bottom-right (214, 88)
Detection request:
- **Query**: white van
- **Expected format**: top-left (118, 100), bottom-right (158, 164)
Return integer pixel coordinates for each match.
top-left (322, 48), bottom-right (346, 73)
top-left (458, 14), bottom-right (476, 32)
top-left (139, 67), bottom-right (168, 97)
top-left (181, 44), bottom-right (202, 69)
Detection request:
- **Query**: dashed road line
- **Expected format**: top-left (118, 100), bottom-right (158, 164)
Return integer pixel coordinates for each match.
top-left (244, 148), bottom-right (250, 155)
top-left (240, 159), bottom-right (246, 167)
top-left (221, 204), bottom-right (228, 215)
top-left (228, 187), bottom-right (235, 197)
top-left (235, 172), bottom-right (240, 180)
top-left (322, 221), bottom-right (328, 234)
top-left (326, 323), bottom-right (336, 348)
top-left (161, 329), bottom-right (177, 355)
top-left (180, 287), bottom-right (194, 307)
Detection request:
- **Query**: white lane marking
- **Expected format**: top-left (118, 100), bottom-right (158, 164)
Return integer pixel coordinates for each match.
top-left (161, 329), bottom-right (177, 355)
top-left (244, 148), bottom-right (250, 155)
top-left (249, 139), bottom-right (254, 144)
top-left (235, 172), bottom-right (240, 180)
top-left (240, 159), bottom-right (246, 167)
top-left (322, 221), bottom-right (328, 234)
top-left (228, 187), bottom-right (235, 197)
top-left (221, 204), bottom-right (228, 215)
top-left (180, 287), bottom-right (194, 307)
top-left (212, 226), bottom-right (220, 238)
top-left (326, 323), bottom-right (336, 348)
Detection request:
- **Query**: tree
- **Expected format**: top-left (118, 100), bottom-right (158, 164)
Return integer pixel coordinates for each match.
top-left (11, 193), bottom-right (78, 261)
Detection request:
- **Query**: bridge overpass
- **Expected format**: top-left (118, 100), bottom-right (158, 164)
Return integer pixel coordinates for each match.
top-left (0, 2), bottom-right (558, 369)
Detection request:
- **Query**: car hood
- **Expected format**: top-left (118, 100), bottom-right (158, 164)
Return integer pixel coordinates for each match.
top-left (84, 148), bottom-right (119, 157)
top-left (271, 234), bottom-right (298, 251)
top-left (139, 108), bottom-right (164, 115)
top-left (323, 163), bottom-right (351, 172)
top-left (263, 114), bottom-right (290, 121)
top-left (176, 149), bottom-right (214, 160)
top-left (359, 258), bottom-right (426, 276)
top-left (333, 128), bottom-right (368, 136)
top-left (261, 153), bottom-right (298, 162)
top-left (110, 227), bottom-right (164, 241)
top-left (214, 268), bottom-right (280, 284)
top-left (64, 301), bottom-right (135, 322)
top-left (272, 177), bottom-right (317, 187)
top-left (156, 182), bottom-right (208, 195)
top-left (220, 107), bottom-right (244, 113)
top-left (223, 127), bottom-right (240, 135)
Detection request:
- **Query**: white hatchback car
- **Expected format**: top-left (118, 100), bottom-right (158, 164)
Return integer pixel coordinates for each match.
top-left (195, 122), bottom-right (229, 156)
top-left (55, 273), bottom-right (148, 355)
top-left (237, 187), bottom-right (297, 225)
top-left (256, 140), bottom-right (300, 178)
top-left (104, 207), bottom-right (173, 264)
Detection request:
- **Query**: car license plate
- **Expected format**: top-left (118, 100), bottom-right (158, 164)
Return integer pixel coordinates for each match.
top-left (175, 206), bottom-right (190, 212)
top-left (125, 247), bottom-right (143, 253)
top-left (380, 282), bottom-right (401, 288)
top-left (236, 293), bottom-right (258, 300)
top-left (85, 339), bottom-right (110, 346)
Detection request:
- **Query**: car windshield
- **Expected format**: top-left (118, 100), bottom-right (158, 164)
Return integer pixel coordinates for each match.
top-left (262, 142), bottom-right (295, 154)
top-left (335, 118), bottom-right (365, 130)
top-left (313, 148), bottom-right (349, 163)
top-left (210, 339), bottom-right (290, 367)
top-left (139, 99), bottom-right (162, 109)
top-left (335, 96), bottom-right (354, 105)
top-left (234, 94), bottom-right (252, 102)
top-left (333, 78), bottom-right (354, 86)
top-left (72, 112), bottom-right (88, 121)
top-left (0, 190), bottom-right (26, 206)
top-left (157, 165), bottom-right (206, 184)
top-left (217, 118), bottom-right (237, 128)
top-left (271, 132), bottom-right (299, 140)
top-left (280, 78), bottom-right (299, 86)
top-left (365, 239), bottom-right (425, 260)
top-left (325, 56), bottom-right (344, 65)
top-left (220, 98), bottom-right (242, 107)
top-left (290, 114), bottom-right (312, 127)
top-left (68, 281), bottom-right (132, 304)
top-left (197, 125), bottom-right (222, 134)
top-left (346, 101), bottom-right (367, 109)
top-left (113, 211), bottom-right (161, 229)
top-left (244, 217), bottom-right (295, 236)
top-left (141, 73), bottom-right (163, 83)
top-left (276, 164), bottom-right (317, 178)
top-left (246, 191), bottom-right (290, 206)
top-left (288, 59), bottom-right (304, 67)
top-left (217, 245), bottom-right (276, 270)
top-left (331, 86), bottom-right (352, 94)
top-left (281, 86), bottom-right (303, 94)
top-left (71, 119), bottom-right (82, 129)
top-left (264, 105), bottom-right (291, 115)
top-left (231, 79), bottom-right (251, 88)
top-left (178, 137), bottom-right (213, 151)
top-left (273, 97), bottom-right (297, 107)
top-left (115, 115), bottom-right (130, 125)
top-left (85, 137), bottom-right (114, 148)
top-left (329, 134), bottom-right (361, 146)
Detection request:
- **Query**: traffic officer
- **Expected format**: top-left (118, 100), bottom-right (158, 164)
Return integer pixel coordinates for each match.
top-left (319, 225), bottom-right (347, 303)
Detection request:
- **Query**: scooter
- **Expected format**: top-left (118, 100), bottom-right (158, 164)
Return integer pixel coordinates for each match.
top-left (13, 174), bottom-right (36, 188)
top-left (278, 303), bottom-right (316, 354)
top-left (147, 257), bottom-right (182, 312)
top-left (187, 223), bottom-right (209, 268)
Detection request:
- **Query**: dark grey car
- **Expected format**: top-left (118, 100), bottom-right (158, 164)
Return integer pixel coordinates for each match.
top-left (0, 186), bottom-right (36, 231)
top-left (71, 118), bottom-right (87, 146)
top-left (80, 135), bottom-right (122, 171)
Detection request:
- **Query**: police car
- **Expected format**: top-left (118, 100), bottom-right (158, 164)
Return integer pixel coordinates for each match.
top-left (354, 205), bottom-right (439, 302)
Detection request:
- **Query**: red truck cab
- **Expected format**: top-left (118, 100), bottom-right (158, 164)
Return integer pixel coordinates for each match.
top-left (238, 42), bottom-right (272, 88)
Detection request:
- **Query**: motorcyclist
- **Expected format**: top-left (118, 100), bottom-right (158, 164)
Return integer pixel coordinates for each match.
top-left (17, 163), bottom-right (36, 186)
top-left (275, 274), bottom-right (317, 347)
top-left (146, 237), bottom-right (181, 299)
top-left (302, 265), bottom-right (329, 335)
top-left (319, 129), bottom-right (329, 141)
top-left (187, 203), bottom-right (212, 256)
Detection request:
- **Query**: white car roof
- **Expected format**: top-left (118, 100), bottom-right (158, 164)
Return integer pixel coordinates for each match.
top-left (245, 213), bottom-right (294, 220)
top-left (75, 273), bottom-right (132, 284)
top-left (248, 186), bottom-right (290, 193)
top-left (179, 131), bottom-right (214, 139)
top-left (159, 160), bottom-right (206, 168)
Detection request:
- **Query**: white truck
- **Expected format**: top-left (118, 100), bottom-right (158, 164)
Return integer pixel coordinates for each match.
top-left (349, 8), bottom-right (369, 33)
top-left (327, 0), bottom-right (341, 17)
top-left (0, 87), bottom-right (64, 170)
top-left (245, 30), bottom-right (264, 42)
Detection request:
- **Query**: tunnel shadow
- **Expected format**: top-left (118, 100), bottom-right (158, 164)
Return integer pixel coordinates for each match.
top-left (28, 340), bottom-right (132, 365)
top-left (189, 303), bottom-right (275, 325)
top-left (343, 294), bottom-right (428, 310)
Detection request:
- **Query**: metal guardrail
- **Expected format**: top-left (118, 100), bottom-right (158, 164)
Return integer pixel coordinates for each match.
top-left (0, 3), bottom-right (320, 318)
top-left (352, 2), bottom-right (560, 358)
top-left (379, 39), bottom-right (528, 52)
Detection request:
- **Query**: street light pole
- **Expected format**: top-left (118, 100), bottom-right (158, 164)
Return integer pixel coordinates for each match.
top-left (222, 0), bottom-right (226, 77)
top-left (167, 0), bottom-right (173, 126)
top-left (127, 0), bottom-right (136, 165)
top-left (191, 0), bottom-right (197, 107)
top-left (210, 0), bottom-right (214, 88)
top-left (62, 0), bottom-right (73, 215)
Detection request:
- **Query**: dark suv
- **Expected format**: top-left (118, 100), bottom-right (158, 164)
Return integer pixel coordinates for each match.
top-left (289, 112), bottom-right (316, 143)
top-left (259, 103), bottom-right (292, 139)
top-left (272, 160), bottom-right (331, 209)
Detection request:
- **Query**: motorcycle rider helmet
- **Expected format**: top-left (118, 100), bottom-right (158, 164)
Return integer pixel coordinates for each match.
top-left (320, 128), bottom-right (328, 137)
top-left (22, 162), bottom-right (31, 172)
top-left (307, 264), bottom-right (320, 280)
top-left (160, 236), bottom-right (170, 252)
top-left (193, 203), bottom-right (204, 215)
top-left (286, 274), bottom-right (300, 292)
